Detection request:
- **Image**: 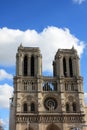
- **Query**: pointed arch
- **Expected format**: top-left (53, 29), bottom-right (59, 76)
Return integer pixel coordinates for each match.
top-left (65, 83), bottom-right (68, 91)
top-left (31, 55), bottom-right (34, 76)
top-left (66, 103), bottom-right (70, 112)
top-left (72, 102), bottom-right (76, 112)
top-left (23, 103), bottom-right (28, 113)
top-left (47, 124), bottom-right (61, 130)
top-left (69, 57), bottom-right (73, 77)
top-left (71, 83), bottom-right (74, 91)
top-left (30, 102), bottom-right (35, 112)
top-left (24, 55), bottom-right (28, 76)
top-left (63, 57), bottom-right (67, 77)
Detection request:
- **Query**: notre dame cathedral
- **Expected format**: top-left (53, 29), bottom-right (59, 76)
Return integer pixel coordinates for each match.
top-left (9, 44), bottom-right (87, 130)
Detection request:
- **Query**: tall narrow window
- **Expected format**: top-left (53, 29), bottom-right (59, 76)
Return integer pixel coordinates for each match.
top-left (30, 103), bottom-right (35, 112)
top-left (24, 56), bottom-right (28, 76)
top-left (23, 103), bottom-right (28, 112)
top-left (69, 58), bottom-right (73, 77)
top-left (71, 83), bottom-right (74, 91)
top-left (72, 102), bottom-right (76, 112)
top-left (63, 57), bottom-right (67, 77)
top-left (66, 103), bottom-right (69, 112)
top-left (32, 82), bottom-right (35, 90)
top-left (31, 56), bottom-right (34, 76)
top-left (65, 83), bottom-right (68, 91)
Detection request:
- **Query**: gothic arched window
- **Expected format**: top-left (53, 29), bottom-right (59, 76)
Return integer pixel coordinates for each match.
top-left (24, 55), bottom-right (28, 76)
top-left (72, 102), bottom-right (76, 112)
top-left (69, 58), bottom-right (73, 77)
top-left (32, 82), bottom-right (35, 90)
top-left (30, 103), bottom-right (35, 112)
top-left (65, 83), bottom-right (68, 91)
top-left (31, 55), bottom-right (34, 76)
top-left (63, 57), bottom-right (67, 77)
top-left (71, 83), bottom-right (74, 91)
top-left (24, 82), bottom-right (27, 90)
top-left (23, 103), bottom-right (28, 112)
top-left (66, 103), bottom-right (70, 112)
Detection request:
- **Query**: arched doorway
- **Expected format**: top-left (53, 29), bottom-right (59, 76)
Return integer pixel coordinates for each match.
top-left (47, 124), bottom-right (61, 130)
top-left (25, 127), bottom-right (33, 130)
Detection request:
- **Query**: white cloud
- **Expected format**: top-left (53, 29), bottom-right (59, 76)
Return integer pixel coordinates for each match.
top-left (85, 92), bottom-right (87, 97)
top-left (0, 69), bottom-right (13, 81)
top-left (0, 26), bottom-right (85, 72)
top-left (72, 0), bottom-right (85, 4)
top-left (0, 118), bottom-right (9, 129)
top-left (0, 118), bottom-right (4, 127)
top-left (0, 84), bottom-right (13, 108)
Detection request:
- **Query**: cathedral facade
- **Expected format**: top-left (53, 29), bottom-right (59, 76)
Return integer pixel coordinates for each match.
top-left (9, 45), bottom-right (87, 130)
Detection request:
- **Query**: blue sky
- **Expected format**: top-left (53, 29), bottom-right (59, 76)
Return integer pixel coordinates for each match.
top-left (0, 0), bottom-right (87, 130)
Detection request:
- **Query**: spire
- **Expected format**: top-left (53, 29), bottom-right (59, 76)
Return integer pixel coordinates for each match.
top-left (18, 43), bottom-right (23, 51)
top-left (20, 43), bottom-right (23, 47)
top-left (72, 45), bottom-right (74, 50)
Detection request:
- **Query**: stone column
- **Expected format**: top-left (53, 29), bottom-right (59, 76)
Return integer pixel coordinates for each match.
top-left (58, 56), bottom-right (63, 77)
top-left (60, 56), bottom-right (63, 77)
top-left (17, 53), bottom-right (23, 76)
top-left (16, 123), bottom-right (21, 130)
top-left (79, 99), bottom-right (84, 112)
top-left (36, 54), bottom-right (42, 76)
top-left (61, 92), bottom-right (66, 112)
top-left (76, 56), bottom-right (80, 76)
top-left (59, 80), bottom-right (66, 112)
top-left (73, 57), bottom-right (77, 76)
top-left (77, 79), bottom-right (85, 113)
top-left (57, 80), bottom-right (59, 91)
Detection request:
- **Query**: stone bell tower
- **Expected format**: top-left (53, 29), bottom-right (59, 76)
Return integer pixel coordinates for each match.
top-left (53, 47), bottom-right (80, 77)
top-left (9, 45), bottom-right (87, 130)
top-left (52, 47), bottom-right (86, 128)
top-left (9, 44), bottom-right (43, 130)
top-left (16, 44), bottom-right (42, 77)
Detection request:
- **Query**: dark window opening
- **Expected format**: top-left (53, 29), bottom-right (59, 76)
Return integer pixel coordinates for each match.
top-left (31, 56), bottom-right (34, 76)
top-left (24, 56), bottom-right (28, 76)
top-left (32, 82), bottom-right (35, 90)
top-left (30, 103), bottom-right (35, 112)
top-left (72, 103), bottom-right (76, 112)
top-left (66, 103), bottom-right (69, 112)
top-left (23, 103), bottom-right (27, 112)
top-left (53, 61), bottom-right (56, 77)
top-left (63, 58), bottom-right (67, 77)
top-left (69, 58), bottom-right (73, 77)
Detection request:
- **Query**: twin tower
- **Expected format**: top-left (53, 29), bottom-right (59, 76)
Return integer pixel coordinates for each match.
top-left (9, 44), bottom-right (87, 130)
top-left (16, 44), bottom-right (80, 78)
